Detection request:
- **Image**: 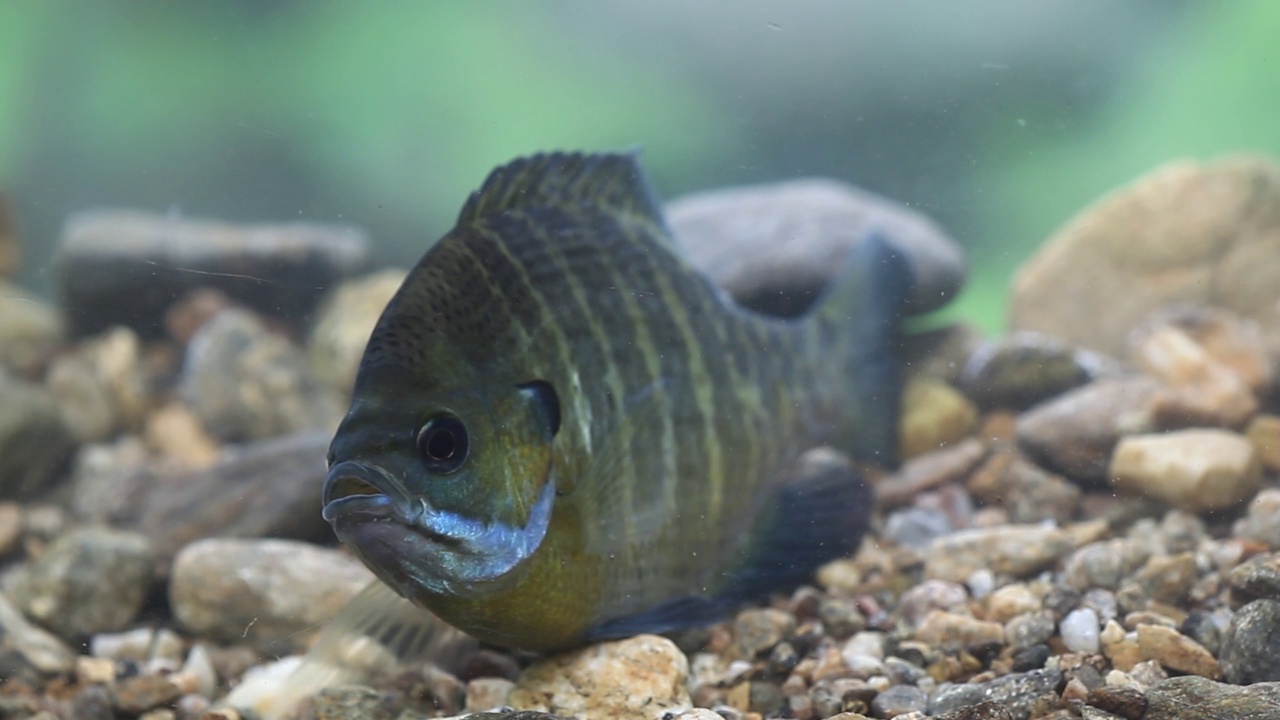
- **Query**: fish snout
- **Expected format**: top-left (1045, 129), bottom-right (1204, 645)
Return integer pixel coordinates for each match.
top-left (322, 461), bottom-right (419, 522)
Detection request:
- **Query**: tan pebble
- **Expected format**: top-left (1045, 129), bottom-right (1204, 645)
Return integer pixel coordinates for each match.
top-left (815, 559), bottom-right (862, 593)
top-left (986, 583), bottom-right (1041, 624)
top-left (1109, 429), bottom-right (1262, 512)
top-left (898, 377), bottom-right (979, 459)
top-left (464, 677), bottom-right (514, 712)
top-left (925, 525), bottom-right (1075, 582)
top-left (144, 401), bottom-right (220, 469)
top-left (1245, 414), bottom-right (1280, 471)
top-left (1133, 322), bottom-right (1258, 427)
top-left (1061, 676), bottom-right (1090, 703)
top-left (1123, 610), bottom-right (1179, 630)
top-left (1136, 624), bottom-right (1222, 679)
top-left (75, 655), bottom-right (116, 685)
top-left (197, 708), bottom-right (240, 720)
top-left (507, 634), bottom-right (691, 717)
top-left (1100, 619), bottom-right (1126, 646)
top-left (138, 710), bottom-right (176, 720)
top-left (978, 410), bottom-right (1018, 443)
top-left (1104, 638), bottom-right (1144, 672)
top-left (1103, 669), bottom-right (1142, 690)
top-left (915, 610), bottom-right (1005, 649)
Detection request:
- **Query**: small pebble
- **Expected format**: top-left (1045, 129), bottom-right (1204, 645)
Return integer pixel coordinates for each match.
top-left (1136, 624), bottom-right (1222, 679)
top-left (1061, 608), bottom-right (1101, 653)
top-left (870, 684), bottom-right (928, 717)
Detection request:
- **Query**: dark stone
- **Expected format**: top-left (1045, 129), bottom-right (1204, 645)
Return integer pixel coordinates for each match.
top-left (1181, 611), bottom-right (1224, 656)
top-left (959, 331), bottom-right (1103, 410)
top-left (929, 669), bottom-right (1063, 720)
top-left (1144, 675), bottom-right (1280, 720)
top-left (1011, 644), bottom-right (1052, 672)
top-left (1086, 686), bottom-right (1147, 720)
top-left (1219, 599), bottom-right (1280, 684)
top-left (82, 431), bottom-right (333, 562)
top-left (55, 209), bottom-right (368, 338)
top-left (1229, 552), bottom-right (1280, 604)
top-left (0, 370), bottom-right (77, 500)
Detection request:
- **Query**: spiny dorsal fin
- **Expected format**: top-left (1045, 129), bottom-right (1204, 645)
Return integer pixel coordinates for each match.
top-left (458, 151), bottom-right (669, 234)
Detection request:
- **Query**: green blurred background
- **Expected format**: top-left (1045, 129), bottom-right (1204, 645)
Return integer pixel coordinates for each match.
top-left (1, 1), bottom-right (1277, 331)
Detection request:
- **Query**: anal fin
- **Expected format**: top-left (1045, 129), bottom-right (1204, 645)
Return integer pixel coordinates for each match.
top-left (221, 580), bottom-right (476, 719)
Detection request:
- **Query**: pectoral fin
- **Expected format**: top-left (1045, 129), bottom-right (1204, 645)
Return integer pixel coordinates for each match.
top-left (222, 580), bottom-right (475, 719)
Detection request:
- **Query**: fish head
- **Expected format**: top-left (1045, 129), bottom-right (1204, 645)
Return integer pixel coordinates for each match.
top-left (322, 235), bottom-right (563, 601)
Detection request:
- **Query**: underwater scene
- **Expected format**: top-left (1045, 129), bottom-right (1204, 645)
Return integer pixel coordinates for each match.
top-left (2, 2), bottom-right (1280, 719)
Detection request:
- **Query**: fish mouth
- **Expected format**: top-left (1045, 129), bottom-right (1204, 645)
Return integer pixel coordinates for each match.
top-left (322, 461), bottom-right (421, 524)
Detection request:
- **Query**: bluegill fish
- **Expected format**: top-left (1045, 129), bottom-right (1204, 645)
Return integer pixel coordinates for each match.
top-left (321, 152), bottom-right (909, 652)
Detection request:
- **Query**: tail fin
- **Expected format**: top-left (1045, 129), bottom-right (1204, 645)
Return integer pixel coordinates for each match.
top-left (813, 231), bottom-right (914, 466)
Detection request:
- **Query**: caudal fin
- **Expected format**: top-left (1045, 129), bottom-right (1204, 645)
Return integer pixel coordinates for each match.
top-left (813, 231), bottom-right (914, 466)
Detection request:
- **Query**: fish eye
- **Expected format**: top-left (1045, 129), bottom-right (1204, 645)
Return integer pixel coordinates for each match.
top-left (416, 416), bottom-right (469, 475)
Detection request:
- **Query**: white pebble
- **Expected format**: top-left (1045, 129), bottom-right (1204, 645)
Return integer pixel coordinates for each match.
top-left (1060, 607), bottom-right (1101, 653)
top-left (966, 568), bottom-right (996, 599)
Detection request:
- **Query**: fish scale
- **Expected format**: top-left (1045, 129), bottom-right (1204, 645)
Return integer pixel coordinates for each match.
top-left (321, 150), bottom-right (909, 651)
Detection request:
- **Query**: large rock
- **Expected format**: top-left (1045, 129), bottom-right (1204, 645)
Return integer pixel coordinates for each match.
top-left (45, 326), bottom-right (150, 443)
top-left (0, 368), bottom-right (78, 499)
top-left (0, 191), bottom-right (18, 277)
top-left (1016, 376), bottom-right (1161, 484)
top-left (0, 279), bottom-right (62, 377)
top-left (181, 307), bottom-right (340, 441)
top-left (667, 178), bottom-right (966, 317)
top-left (1010, 155), bottom-right (1280, 358)
top-left (54, 209), bottom-right (368, 338)
top-left (1144, 676), bottom-right (1280, 720)
top-left (6, 527), bottom-right (156, 640)
top-left (73, 430), bottom-right (334, 557)
top-left (169, 538), bottom-right (374, 654)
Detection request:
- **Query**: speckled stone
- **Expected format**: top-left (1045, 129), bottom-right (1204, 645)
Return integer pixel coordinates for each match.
top-left (1235, 488), bottom-right (1280, 549)
top-left (733, 608), bottom-right (796, 658)
top-left (1061, 539), bottom-right (1152, 591)
top-left (924, 525), bottom-right (1076, 583)
top-left (1219, 599), bottom-right (1280, 684)
top-left (7, 527), bottom-right (155, 640)
top-left (1144, 676), bottom-right (1280, 720)
top-left (1229, 552), bottom-right (1280, 603)
top-left (1005, 611), bottom-right (1056, 652)
top-left (966, 451), bottom-right (1081, 524)
top-left (929, 669), bottom-right (1063, 720)
top-left (0, 591), bottom-right (75, 675)
top-left (507, 634), bottom-right (691, 718)
top-left (870, 684), bottom-right (927, 717)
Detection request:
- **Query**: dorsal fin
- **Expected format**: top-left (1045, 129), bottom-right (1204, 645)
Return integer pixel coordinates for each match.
top-left (457, 151), bottom-right (669, 237)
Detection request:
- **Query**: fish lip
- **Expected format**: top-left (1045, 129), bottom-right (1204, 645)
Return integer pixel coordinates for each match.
top-left (322, 461), bottom-right (421, 524)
